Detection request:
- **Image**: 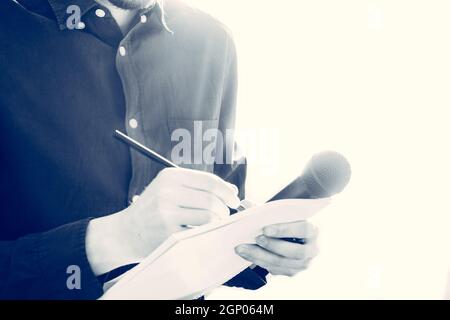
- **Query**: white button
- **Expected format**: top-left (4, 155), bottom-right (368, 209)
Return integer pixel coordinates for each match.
top-left (95, 9), bottom-right (106, 18)
top-left (76, 21), bottom-right (85, 30)
top-left (140, 15), bottom-right (147, 23)
top-left (119, 46), bottom-right (126, 56)
top-left (129, 118), bottom-right (138, 129)
top-left (132, 195), bottom-right (140, 203)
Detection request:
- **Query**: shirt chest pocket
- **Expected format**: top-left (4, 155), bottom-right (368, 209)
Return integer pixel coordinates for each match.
top-left (167, 119), bottom-right (220, 173)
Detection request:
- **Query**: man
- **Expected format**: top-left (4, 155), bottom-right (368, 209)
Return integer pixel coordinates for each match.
top-left (0, 0), bottom-right (318, 299)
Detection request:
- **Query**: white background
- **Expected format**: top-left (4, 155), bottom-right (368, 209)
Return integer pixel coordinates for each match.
top-left (184, 0), bottom-right (450, 299)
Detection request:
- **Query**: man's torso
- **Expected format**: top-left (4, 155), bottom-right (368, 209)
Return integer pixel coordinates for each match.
top-left (0, 0), bottom-right (234, 239)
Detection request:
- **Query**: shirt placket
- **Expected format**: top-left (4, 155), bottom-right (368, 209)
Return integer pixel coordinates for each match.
top-left (115, 11), bottom-right (154, 205)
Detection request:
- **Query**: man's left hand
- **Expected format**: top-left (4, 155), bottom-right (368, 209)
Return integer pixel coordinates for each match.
top-left (235, 221), bottom-right (318, 277)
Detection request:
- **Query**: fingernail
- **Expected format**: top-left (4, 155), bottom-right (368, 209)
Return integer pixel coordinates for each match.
top-left (235, 246), bottom-right (248, 256)
top-left (231, 184), bottom-right (239, 195)
top-left (231, 197), bottom-right (241, 209)
top-left (263, 226), bottom-right (278, 237)
top-left (256, 235), bottom-right (267, 246)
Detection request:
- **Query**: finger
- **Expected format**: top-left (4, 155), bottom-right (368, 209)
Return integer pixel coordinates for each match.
top-left (175, 208), bottom-right (215, 226)
top-left (263, 221), bottom-right (317, 239)
top-left (160, 168), bottom-right (240, 208)
top-left (174, 187), bottom-right (230, 219)
top-left (255, 235), bottom-right (317, 260)
top-left (265, 265), bottom-right (304, 277)
top-left (263, 257), bottom-right (313, 276)
top-left (235, 244), bottom-right (305, 269)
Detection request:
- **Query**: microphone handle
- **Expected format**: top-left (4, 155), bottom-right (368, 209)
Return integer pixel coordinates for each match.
top-left (267, 176), bottom-right (313, 202)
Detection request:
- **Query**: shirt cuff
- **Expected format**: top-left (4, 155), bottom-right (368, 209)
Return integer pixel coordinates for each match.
top-left (224, 266), bottom-right (268, 290)
top-left (36, 218), bottom-right (104, 299)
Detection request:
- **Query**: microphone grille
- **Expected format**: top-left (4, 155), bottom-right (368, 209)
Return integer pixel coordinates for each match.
top-left (302, 151), bottom-right (352, 198)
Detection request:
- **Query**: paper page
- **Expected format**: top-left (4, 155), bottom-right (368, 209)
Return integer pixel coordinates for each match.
top-left (101, 198), bottom-right (330, 300)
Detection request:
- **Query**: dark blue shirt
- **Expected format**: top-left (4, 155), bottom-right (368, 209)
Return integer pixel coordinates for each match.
top-left (0, 0), bottom-right (266, 299)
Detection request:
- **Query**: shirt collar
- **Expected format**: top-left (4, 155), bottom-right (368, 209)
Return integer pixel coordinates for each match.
top-left (47, 0), bottom-right (169, 32)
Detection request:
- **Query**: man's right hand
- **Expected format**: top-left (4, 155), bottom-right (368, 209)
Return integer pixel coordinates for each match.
top-left (86, 167), bottom-right (240, 276)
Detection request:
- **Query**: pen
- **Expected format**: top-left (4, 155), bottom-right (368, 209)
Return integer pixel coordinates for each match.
top-left (114, 130), bottom-right (180, 168)
top-left (114, 129), bottom-right (246, 213)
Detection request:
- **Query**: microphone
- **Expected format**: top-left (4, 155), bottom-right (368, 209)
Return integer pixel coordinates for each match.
top-left (267, 151), bottom-right (351, 244)
top-left (268, 150), bottom-right (352, 202)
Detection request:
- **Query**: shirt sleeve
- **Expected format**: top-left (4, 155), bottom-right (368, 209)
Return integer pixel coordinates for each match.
top-left (0, 218), bottom-right (104, 299)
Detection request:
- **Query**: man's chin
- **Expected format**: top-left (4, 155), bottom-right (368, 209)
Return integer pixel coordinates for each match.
top-left (107, 0), bottom-right (156, 10)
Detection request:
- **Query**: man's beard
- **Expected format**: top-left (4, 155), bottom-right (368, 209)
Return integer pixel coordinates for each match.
top-left (107, 0), bottom-right (156, 10)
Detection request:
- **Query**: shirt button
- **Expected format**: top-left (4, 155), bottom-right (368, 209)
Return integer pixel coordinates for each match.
top-left (76, 21), bottom-right (85, 30)
top-left (140, 15), bottom-right (147, 23)
top-left (129, 118), bottom-right (138, 129)
top-left (119, 46), bottom-right (127, 56)
top-left (132, 195), bottom-right (140, 203)
top-left (95, 9), bottom-right (106, 18)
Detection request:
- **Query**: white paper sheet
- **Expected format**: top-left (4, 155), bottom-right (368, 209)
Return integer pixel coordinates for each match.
top-left (100, 198), bottom-right (330, 300)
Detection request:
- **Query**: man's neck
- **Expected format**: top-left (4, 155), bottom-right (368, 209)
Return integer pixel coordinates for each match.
top-left (95, 0), bottom-right (138, 34)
